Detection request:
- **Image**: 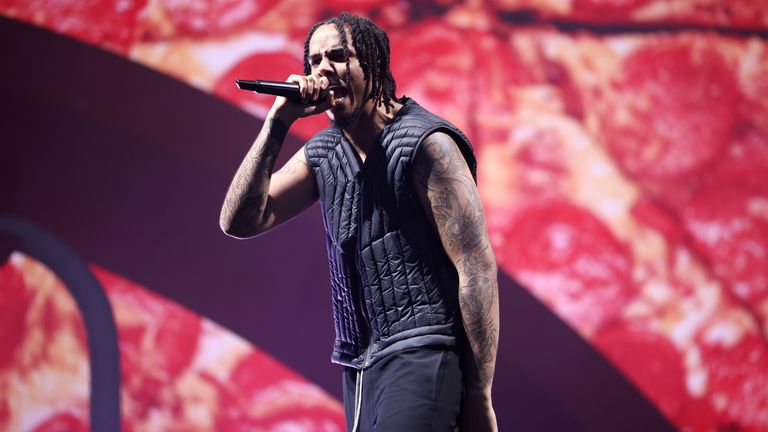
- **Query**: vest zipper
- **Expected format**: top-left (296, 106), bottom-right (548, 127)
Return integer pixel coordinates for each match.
top-left (355, 165), bottom-right (375, 370)
top-left (355, 236), bottom-right (374, 370)
top-left (348, 175), bottom-right (373, 432)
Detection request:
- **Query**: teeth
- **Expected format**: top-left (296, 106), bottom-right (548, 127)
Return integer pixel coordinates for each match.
top-left (330, 88), bottom-right (346, 105)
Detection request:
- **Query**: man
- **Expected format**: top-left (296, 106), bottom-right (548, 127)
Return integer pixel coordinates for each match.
top-left (219, 12), bottom-right (499, 432)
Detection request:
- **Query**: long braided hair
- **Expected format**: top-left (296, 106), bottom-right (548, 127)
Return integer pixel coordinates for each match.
top-left (303, 12), bottom-right (400, 113)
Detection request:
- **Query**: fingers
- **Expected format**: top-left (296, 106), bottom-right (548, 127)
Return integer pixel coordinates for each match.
top-left (314, 76), bottom-right (329, 101)
top-left (273, 74), bottom-right (330, 121)
top-left (285, 74), bottom-right (305, 100)
top-left (286, 75), bottom-right (328, 103)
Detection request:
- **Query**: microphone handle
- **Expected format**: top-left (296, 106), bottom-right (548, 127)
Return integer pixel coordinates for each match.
top-left (235, 79), bottom-right (328, 101)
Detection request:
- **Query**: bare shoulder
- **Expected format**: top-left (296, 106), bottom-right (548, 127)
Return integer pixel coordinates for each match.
top-left (414, 131), bottom-right (471, 185)
top-left (419, 131), bottom-right (463, 159)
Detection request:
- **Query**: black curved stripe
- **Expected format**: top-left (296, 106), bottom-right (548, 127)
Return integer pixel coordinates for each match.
top-left (0, 215), bottom-right (121, 432)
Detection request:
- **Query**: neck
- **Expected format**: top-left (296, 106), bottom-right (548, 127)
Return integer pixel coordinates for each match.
top-left (342, 99), bottom-right (403, 158)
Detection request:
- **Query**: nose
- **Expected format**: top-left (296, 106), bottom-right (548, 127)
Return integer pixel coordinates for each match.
top-left (317, 55), bottom-right (334, 77)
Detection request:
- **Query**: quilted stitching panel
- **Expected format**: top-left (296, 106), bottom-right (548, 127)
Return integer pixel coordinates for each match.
top-left (305, 100), bottom-right (474, 364)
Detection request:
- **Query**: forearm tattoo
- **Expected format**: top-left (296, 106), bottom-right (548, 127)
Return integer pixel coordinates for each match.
top-left (415, 134), bottom-right (499, 391)
top-left (220, 116), bottom-right (289, 237)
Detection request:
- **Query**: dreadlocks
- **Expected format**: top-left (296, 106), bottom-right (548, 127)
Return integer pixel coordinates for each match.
top-left (303, 12), bottom-right (400, 113)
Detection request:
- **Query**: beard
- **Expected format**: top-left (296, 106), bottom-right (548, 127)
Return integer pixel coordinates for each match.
top-left (330, 104), bottom-right (364, 131)
top-left (330, 73), bottom-right (368, 131)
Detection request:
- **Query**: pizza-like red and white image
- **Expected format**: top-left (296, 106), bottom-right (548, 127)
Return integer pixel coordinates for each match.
top-left (0, 253), bottom-right (345, 431)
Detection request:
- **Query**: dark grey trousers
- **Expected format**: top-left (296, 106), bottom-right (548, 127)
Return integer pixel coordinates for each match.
top-left (343, 347), bottom-right (463, 432)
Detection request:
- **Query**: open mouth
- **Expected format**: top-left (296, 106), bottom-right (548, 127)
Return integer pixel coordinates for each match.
top-left (328, 85), bottom-right (348, 105)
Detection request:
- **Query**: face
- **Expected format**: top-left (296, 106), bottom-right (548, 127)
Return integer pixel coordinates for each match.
top-left (307, 23), bottom-right (370, 129)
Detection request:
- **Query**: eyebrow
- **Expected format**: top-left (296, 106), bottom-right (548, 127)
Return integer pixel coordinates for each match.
top-left (309, 46), bottom-right (347, 63)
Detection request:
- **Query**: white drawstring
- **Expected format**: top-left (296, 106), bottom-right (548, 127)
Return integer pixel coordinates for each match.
top-left (351, 368), bottom-right (365, 432)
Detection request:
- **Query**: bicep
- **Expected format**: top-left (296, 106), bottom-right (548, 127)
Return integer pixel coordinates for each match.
top-left (262, 145), bottom-right (319, 231)
top-left (412, 132), bottom-right (494, 271)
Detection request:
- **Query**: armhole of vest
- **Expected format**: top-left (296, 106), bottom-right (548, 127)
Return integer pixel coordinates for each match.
top-left (304, 129), bottom-right (332, 183)
top-left (305, 127), bottom-right (343, 191)
top-left (302, 142), bottom-right (316, 184)
top-left (412, 125), bottom-right (478, 183)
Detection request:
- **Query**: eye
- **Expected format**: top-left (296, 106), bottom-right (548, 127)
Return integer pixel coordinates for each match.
top-left (327, 48), bottom-right (347, 63)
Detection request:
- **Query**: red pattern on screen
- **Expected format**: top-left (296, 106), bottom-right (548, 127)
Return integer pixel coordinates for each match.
top-left (598, 40), bottom-right (740, 184)
top-left (594, 321), bottom-right (688, 420)
top-left (498, 201), bottom-right (634, 334)
top-left (0, 256), bottom-right (344, 431)
top-left (0, 263), bottom-right (31, 371)
top-left (0, 0), bottom-right (148, 53)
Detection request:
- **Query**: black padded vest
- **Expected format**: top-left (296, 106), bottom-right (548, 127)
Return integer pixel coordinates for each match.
top-left (305, 99), bottom-right (477, 369)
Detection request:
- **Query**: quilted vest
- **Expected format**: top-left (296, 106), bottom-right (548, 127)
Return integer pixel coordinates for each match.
top-left (305, 99), bottom-right (477, 369)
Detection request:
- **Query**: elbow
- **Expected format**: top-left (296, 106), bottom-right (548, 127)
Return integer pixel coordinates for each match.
top-left (219, 222), bottom-right (240, 239)
top-left (219, 216), bottom-right (248, 239)
top-left (477, 249), bottom-right (498, 280)
top-left (218, 214), bottom-right (237, 238)
top-left (219, 215), bottom-right (265, 239)
top-left (220, 223), bottom-right (255, 239)
top-left (458, 252), bottom-right (498, 290)
top-left (488, 249), bottom-right (499, 277)
top-left (219, 220), bottom-right (240, 239)
top-left (219, 197), bottom-right (272, 239)
top-left (221, 225), bottom-right (254, 239)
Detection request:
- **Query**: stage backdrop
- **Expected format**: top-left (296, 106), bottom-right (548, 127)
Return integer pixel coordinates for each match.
top-left (1, 0), bottom-right (767, 431)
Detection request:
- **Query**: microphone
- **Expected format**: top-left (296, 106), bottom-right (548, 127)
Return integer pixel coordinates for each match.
top-left (236, 79), bottom-right (329, 101)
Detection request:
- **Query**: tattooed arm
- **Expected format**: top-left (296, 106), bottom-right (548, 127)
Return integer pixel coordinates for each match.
top-left (219, 75), bottom-right (328, 238)
top-left (413, 131), bottom-right (499, 432)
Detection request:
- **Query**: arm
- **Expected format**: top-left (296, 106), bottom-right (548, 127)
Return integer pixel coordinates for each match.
top-left (219, 75), bottom-right (328, 238)
top-left (412, 132), bottom-right (499, 431)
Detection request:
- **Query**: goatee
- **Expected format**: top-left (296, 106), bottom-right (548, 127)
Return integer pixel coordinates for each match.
top-left (330, 105), bottom-right (364, 131)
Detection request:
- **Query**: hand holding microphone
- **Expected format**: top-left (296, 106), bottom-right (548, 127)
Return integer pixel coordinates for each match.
top-left (237, 75), bottom-right (331, 123)
top-left (236, 79), bottom-right (330, 101)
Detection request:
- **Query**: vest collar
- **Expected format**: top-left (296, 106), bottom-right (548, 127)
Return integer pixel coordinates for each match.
top-left (335, 98), bottom-right (416, 177)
